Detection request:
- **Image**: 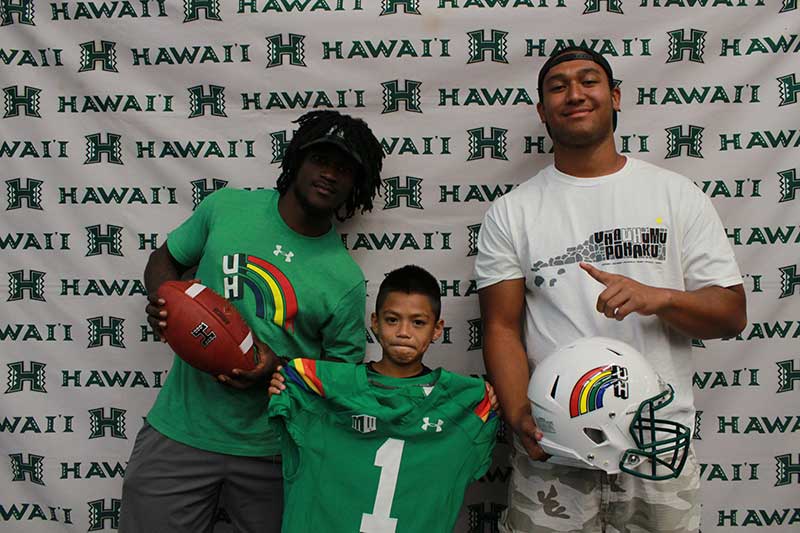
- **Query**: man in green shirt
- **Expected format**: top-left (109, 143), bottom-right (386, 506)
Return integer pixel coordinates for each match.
top-left (119, 110), bottom-right (384, 533)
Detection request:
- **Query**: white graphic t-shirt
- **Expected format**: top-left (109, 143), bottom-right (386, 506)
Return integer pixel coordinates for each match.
top-left (474, 157), bottom-right (742, 429)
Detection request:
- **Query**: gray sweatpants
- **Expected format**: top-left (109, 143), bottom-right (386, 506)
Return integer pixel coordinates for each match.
top-left (119, 422), bottom-right (283, 533)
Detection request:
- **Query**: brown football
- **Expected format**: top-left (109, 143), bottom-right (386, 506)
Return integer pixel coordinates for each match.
top-left (157, 280), bottom-right (257, 376)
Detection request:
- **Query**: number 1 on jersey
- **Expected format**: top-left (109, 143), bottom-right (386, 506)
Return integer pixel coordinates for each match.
top-left (360, 438), bottom-right (405, 533)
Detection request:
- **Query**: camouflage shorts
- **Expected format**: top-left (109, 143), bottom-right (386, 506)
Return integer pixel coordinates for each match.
top-left (500, 441), bottom-right (700, 533)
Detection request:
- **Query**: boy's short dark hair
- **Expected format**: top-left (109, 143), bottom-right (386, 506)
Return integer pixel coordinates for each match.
top-left (376, 265), bottom-right (441, 320)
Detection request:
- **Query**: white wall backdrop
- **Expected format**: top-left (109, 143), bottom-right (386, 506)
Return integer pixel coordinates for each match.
top-left (1, 0), bottom-right (799, 531)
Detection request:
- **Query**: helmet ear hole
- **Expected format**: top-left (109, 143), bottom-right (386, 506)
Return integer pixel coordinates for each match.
top-left (583, 427), bottom-right (607, 445)
top-left (549, 376), bottom-right (560, 399)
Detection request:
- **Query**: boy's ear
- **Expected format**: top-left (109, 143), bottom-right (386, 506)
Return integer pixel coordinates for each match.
top-left (432, 318), bottom-right (444, 340)
top-left (370, 312), bottom-right (378, 334)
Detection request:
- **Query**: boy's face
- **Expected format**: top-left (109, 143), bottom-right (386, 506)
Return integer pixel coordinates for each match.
top-left (371, 292), bottom-right (443, 370)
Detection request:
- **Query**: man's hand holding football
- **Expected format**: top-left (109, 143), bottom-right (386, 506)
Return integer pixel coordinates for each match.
top-left (218, 338), bottom-right (278, 390)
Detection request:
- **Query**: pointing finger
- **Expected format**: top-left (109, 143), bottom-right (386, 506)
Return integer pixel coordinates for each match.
top-left (579, 262), bottom-right (612, 285)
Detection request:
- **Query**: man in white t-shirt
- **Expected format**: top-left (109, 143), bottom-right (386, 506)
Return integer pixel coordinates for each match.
top-left (474, 46), bottom-right (746, 532)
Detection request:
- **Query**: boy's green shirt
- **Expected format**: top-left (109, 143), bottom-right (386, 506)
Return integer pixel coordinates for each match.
top-left (269, 358), bottom-right (499, 532)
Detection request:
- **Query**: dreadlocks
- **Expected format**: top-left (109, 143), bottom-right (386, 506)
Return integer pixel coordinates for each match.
top-left (276, 110), bottom-right (384, 221)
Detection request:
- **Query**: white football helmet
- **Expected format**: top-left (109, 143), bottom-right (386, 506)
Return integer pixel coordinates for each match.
top-left (528, 337), bottom-right (690, 480)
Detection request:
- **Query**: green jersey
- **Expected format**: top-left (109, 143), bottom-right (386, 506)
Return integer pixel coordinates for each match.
top-left (268, 359), bottom-right (499, 533)
top-left (148, 188), bottom-right (366, 456)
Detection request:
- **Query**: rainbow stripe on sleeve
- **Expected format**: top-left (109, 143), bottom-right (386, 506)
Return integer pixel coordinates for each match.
top-left (285, 358), bottom-right (325, 397)
top-left (473, 388), bottom-right (497, 423)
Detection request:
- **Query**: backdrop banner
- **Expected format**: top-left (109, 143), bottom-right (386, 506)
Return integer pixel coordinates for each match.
top-left (1, 1), bottom-right (798, 531)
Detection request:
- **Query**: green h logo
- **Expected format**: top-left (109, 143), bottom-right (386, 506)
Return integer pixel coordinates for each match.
top-left (775, 453), bottom-right (800, 486)
top-left (468, 318), bottom-right (483, 351)
top-left (583, 0), bottom-right (624, 14)
top-left (190, 178), bottom-right (228, 209)
top-left (779, 265), bottom-right (800, 298)
top-left (467, 127), bottom-right (508, 161)
top-left (6, 178), bottom-right (43, 210)
top-left (187, 85), bottom-right (226, 118)
top-left (9, 453), bottom-right (45, 485)
top-left (183, 0), bottom-right (221, 22)
top-left (776, 359), bottom-right (800, 393)
top-left (383, 176), bottom-right (423, 209)
top-left (381, 0), bottom-right (420, 15)
top-left (467, 29), bottom-right (509, 64)
top-left (467, 223), bottom-right (481, 257)
top-left (270, 130), bottom-right (291, 163)
top-left (87, 499), bottom-right (121, 531)
top-left (778, 169), bottom-right (799, 203)
top-left (85, 133), bottom-right (123, 165)
top-left (79, 40), bottom-right (118, 72)
top-left (777, 74), bottom-right (800, 106)
top-left (780, 0), bottom-right (797, 12)
top-left (3, 85), bottom-right (41, 118)
top-left (666, 29), bottom-right (706, 63)
top-left (665, 125), bottom-right (703, 159)
top-left (87, 316), bottom-right (125, 348)
top-left (0, 0), bottom-right (35, 26)
top-left (86, 225), bottom-right (123, 256)
top-left (265, 34), bottom-right (306, 68)
top-left (5, 361), bottom-right (46, 393)
top-left (381, 80), bottom-right (422, 113)
top-left (88, 407), bottom-right (126, 438)
top-left (7, 269), bottom-right (45, 302)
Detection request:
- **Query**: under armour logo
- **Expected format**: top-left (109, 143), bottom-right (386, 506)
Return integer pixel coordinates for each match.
top-left (421, 417), bottom-right (444, 432)
top-left (325, 125), bottom-right (346, 140)
top-left (273, 245), bottom-right (294, 262)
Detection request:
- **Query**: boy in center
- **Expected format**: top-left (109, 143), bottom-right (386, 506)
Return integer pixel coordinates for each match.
top-left (268, 265), bottom-right (498, 532)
